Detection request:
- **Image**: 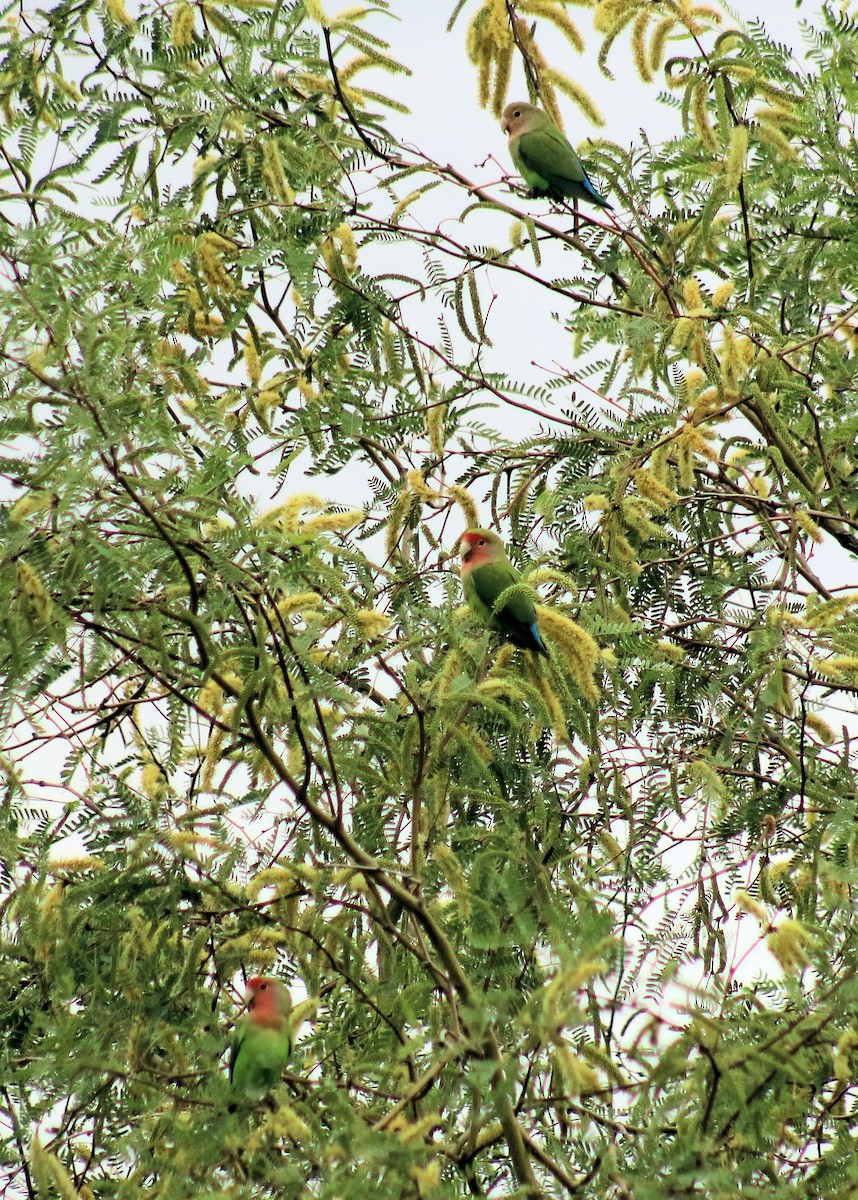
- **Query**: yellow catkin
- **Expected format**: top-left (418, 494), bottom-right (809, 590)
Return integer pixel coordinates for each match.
top-left (48, 856), bottom-right (104, 873)
top-left (804, 712), bottom-right (835, 745)
top-left (584, 493), bottom-right (610, 511)
top-left (448, 486), bottom-right (480, 530)
top-left (181, 312), bottom-right (225, 339)
top-left (671, 316), bottom-right (695, 352)
top-left (684, 367), bottom-right (705, 396)
top-left (631, 9), bottom-right (652, 82)
top-left (681, 422), bottom-right (718, 461)
top-left (795, 510), bottom-right (823, 543)
top-left (734, 889), bottom-right (768, 926)
top-left (487, 643), bottom-right (517, 675)
top-left (593, 0), bottom-right (636, 36)
top-left (633, 468), bottom-right (678, 509)
top-left (334, 222), bottom-right (358, 270)
top-left (555, 1045), bottom-right (600, 1095)
top-left (724, 123), bottom-right (748, 188)
top-left (691, 77), bottom-right (716, 151)
top-left (272, 591), bottom-right (322, 618)
top-left (433, 843), bottom-right (470, 918)
top-left (649, 16), bottom-right (675, 72)
top-left (712, 282), bottom-right (734, 310)
top-left (427, 397), bottom-right (446, 458)
top-left (534, 606), bottom-right (599, 701)
top-left (303, 0), bottom-right (327, 23)
top-left (262, 138), bottom-right (296, 206)
top-left (141, 759), bottom-right (165, 798)
top-left (31, 1139), bottom-right (80, 1200)
top-left (621, 500), bottom-right (663, 542)
top-left (198, 677), bottom-right (225, 718)
top-left (16, 560), bottom-right (53, 623)
top-left (406, 469), bottom-right (441, 503)
top-left (256, 493), bottom-right (324, 531)
top-left (755, 119), bottom-right (797, 161)
top-left (682, 277), bottom-right (707, 317)
top-left (524, 657), bottom-right (567, 741)
top-left (171, 3), bottom-right (195, 46)
top-left (197, 234), bottom-right (235, 292)
top-left (105, 0), bottom-right (136, 27)
top-left (243, 337), bottom-right (262, 384)
top-left (767, 919), bottom-right (812, 973)
top-left (804, 593), bottom-right (858, 629)
top-left (410, 1161), bottom-right (442, 1197)
top-left (9, 492), bottom-right (52, 522)
top-left (654, 639), bottom-right (684, 663)
top-left (354, 609), bottom-right (391, 640)
top-left (833, 1030), bottom-right (858, 1084)
top-left (300, 510), bottom-right (363, 535)
top-left (545, 68), bottom-right (604, 127)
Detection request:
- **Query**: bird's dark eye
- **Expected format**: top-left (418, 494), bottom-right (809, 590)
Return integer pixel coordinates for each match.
top-left (513, 109), bottom-right (521, 117)
top-left (479, 539), bottom-right (486, 546)
top-left (259, 983), bottom-right (268, 990)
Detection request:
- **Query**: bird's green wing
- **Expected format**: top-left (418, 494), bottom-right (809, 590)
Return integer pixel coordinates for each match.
top-left (228, 1020), bottom-right (246, 1085)
top-left (518, 128), bottom-right (587, 188)
top-left (470, 559), bottom-right (521, 615)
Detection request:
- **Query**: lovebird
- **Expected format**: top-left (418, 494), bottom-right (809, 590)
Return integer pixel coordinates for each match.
top-left (460, 528), bottom-right (549, 656)
top-left (501, 101), bottom-right (612, 209)
top-left (229, 976), bottom-right (293, 1094)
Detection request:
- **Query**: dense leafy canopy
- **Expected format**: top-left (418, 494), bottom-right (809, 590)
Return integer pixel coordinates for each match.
top-left (2, 1), bottom-right (858, 1197)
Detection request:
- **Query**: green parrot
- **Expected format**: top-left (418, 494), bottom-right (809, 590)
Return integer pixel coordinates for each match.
top-left (459, 528), bottom-right (548, 656)
top-left (229, 976), bottom-right (292, 1094)
top-left (501, 101), bottom-right (612, 209)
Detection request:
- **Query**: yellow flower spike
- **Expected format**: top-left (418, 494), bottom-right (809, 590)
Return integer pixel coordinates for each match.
top-left (105, 0), bottom-right (135, 27)
top-left (262, 138), bottom-right (296, 206)
top-left (410, 1161), bottom-right (442, 1197)
top-left (554, 1044), bottom-right (600, 1095)
top-left (9, 492), bottom-right (52, 522)
top-left (681, 422), bottom-right (718, 460)
top-left (198, 677), bottom-right (225, 718)
top-left (724, 124), bottom-right (748, 188)
top-left (734, 889), bottom-right (769, 926)
top-left (804, 593), bottom-right (858, 629)
top-left (631, 9), bottom-right (653, 83)
top-left (633, 468), bottom-right (678, 509)
top-left (426, 395), bottom-right (446, 458)
top-left (141, 759), bottom-right (166, 799)
top-left (711, 280), bottom-right (735, 308)
top-left (833, 1029), bottom-right (858, 1084)
top-left (271, 592), bottom-right (323, 619)
top-left (584, 493), bottom-right (610, 511)
top-left (301, 510), bottom-right (363, 535)
top-left (649, 16), bottom-right (675, 72)
top-left (523, 656), bottom-right (567, 741)
top-left (767, 918), bottom-right (813, 974)
top-left (243, 338), bottom-right (261, 384)
top-left (487, 642), bottom-right (516, 675)
top-left (255, 493), bottom-right (324, 531)
top-left (534, 606), bottom-right (599, 701)
top-left (354, 609), bottom-right (391, 640)
top-left (804, 712), bottom-right (835, 745)
top-left (334, 222), bottom-right (358, 270)
top-left (794, 510), bottom-right (823, 543)
top-left (16, 560), bottom-right (53, 623)
top-left (593, 0), bottom-right (637, 36)
top-left (682, 277), bottom-right (707, 316)
top-left (407, 469), bottom-right (441, 502)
